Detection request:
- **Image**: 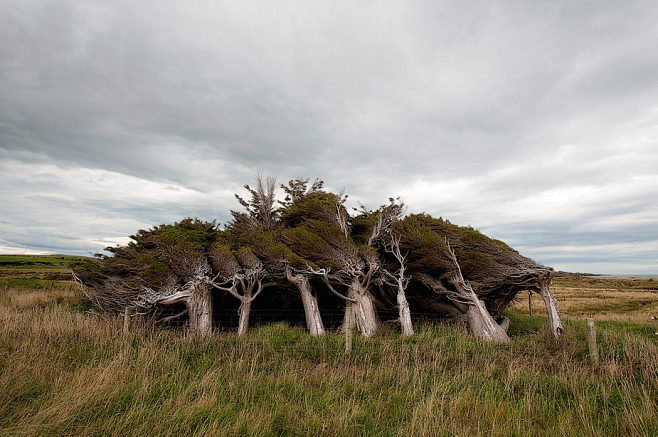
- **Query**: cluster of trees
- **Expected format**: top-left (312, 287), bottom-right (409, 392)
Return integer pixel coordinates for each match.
top-left (73, 176), bottom-right (563, 342)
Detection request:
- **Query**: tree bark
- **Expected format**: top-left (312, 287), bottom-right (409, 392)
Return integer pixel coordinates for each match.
top-left (447, 276), bottom-right (510, 342)
top-left (498, 316), bottom-right (510, 333)
top-left (397, 283), bottom-right (414, 336)
top-left (444, 242), bottom-right (510, 342)
top-left (348, 278), bottom-right (379, 338)
top-left (537, 279), bottom-right (564, 339)
top-left (383, 234), bottom-right (414, 336)
top-left (286, 270), bottom-right (325, 336)
top-left (184, 283), bottom-right (213, 338)
top-left (154, 282), bottom-right (213, 338)
top-left (237, 297), bottom-right (251, 337)
top-left (465, 295), bottom-right (510, 342)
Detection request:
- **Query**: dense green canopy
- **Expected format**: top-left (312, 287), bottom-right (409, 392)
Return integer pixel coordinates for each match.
top-left (73, 176), bottom-right (561, 339)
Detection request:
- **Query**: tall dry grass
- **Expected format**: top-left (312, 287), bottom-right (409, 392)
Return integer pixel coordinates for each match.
top-left (512, 285), bottom-right (658, 324)
top-left (1, 285), bottom-right (657, 436)
top-left (2, 283), bottom-right (82, 310)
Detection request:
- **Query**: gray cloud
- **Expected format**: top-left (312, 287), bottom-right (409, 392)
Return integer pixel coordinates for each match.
top-left (1, 0), bottom-right (657, 273)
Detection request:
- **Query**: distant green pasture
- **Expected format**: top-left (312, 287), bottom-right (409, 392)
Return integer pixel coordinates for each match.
top-left (0, 255), bottom-right (85, 265)
top-left (2, 278), bottom-right (75, 290)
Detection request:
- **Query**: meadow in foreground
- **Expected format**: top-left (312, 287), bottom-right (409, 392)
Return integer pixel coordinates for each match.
top-left (1, 261), bottom-right (657, 436)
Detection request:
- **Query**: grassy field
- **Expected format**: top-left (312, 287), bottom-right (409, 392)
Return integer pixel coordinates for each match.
top-left (511, 272), bottom-right (658, 324)
top-left (0, 255), bottom-right (86, 264)
top-left (1, 260), bottom-right (657, 436)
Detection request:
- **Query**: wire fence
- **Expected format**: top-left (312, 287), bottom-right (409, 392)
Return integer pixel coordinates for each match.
top-left (119, 308), bottom-right (476, 357)
top-left (156, 308), bottom-right (451, 331)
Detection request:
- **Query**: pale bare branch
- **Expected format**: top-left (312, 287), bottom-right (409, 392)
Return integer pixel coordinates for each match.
top-left (306, 265), bottom-right (357, 303)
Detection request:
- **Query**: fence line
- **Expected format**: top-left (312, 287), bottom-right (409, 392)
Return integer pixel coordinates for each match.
top-left (153, 309), bottom-right (460, 330)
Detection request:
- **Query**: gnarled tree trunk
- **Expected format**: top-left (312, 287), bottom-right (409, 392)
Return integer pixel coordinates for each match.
top-left (397, 285), bottom-right (414, 336)
top-left (448, 275), bottom-right (510, 342)
top-left (443, 241), bottom-right (510, 343)
top-left (286, 269), bottom-right (325, 336)
top-left (154, 281), bottom-right (214, 338)
top-left (237, 298), bottom-right (251, 337)
top-left (537, 276), bottom-right (564, 339)
top-left (309, 267), bottom-right (379, 337)
top-left (466, 294), bottom-right (510, 342)
top-left (185, 282), bottom-right (213, 338)
top-left (348, 278), bottom-right (379, 338)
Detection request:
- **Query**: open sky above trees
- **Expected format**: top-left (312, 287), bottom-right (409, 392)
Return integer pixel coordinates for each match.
top-left (1, 0), bottom-right (657, 274)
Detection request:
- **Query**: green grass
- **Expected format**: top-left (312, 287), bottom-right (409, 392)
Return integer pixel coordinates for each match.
top-left (1, 302), bottom-right (657, 436)
top-left (0, 255), bottom-right (79, 290)
top-left (1, 269), bottom-right (657, 436)
top-left (2, 278), bottom-right (75, 290)
top-left (9, 265), bottom-right (73, 270)
top-left (506, 312), bottom-right (547, 335)
top-left (0, 255), bottom-right (86, 266)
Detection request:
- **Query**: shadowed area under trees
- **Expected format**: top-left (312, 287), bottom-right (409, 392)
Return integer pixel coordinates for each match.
top-left (73, 175), bottom-right (563, 342)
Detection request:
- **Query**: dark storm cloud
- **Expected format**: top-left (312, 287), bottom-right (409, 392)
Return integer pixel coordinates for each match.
top-left (0, 1), bottom-right (328, 187)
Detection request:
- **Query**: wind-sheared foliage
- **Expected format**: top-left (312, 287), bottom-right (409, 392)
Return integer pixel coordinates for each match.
top-left (279, 183), bottom-right (348, 229)
top-left (390, 214), bottom-right (454, 275)
top-left (73, 175), bottom-right (562, 340)
top-left (231, 173), bottom-right (279, 232)
top-left (74, 218), bottom-right (220, 314)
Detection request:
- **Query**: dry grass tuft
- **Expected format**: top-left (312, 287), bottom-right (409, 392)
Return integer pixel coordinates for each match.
top-left (2, 277), bottom-right (658, 436)
top-left (510, 275), bottom-right (658, 324)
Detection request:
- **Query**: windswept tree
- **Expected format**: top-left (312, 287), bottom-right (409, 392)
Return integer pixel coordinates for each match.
top-left (279, 178), bottom-right (325, 212)
top-left (419, 215), bottom-right (564, 338)
top-left (232, 173), bottom-right (279, 232)
top-left (381, 233), bottom-right (414, 336)
top-left (266, 241), bottom-right (327, 336)
top-left (228, 175), bottom-right (327, 336)
top-left (216, 175), bottom-right (282, 336)
top-left (234, 229), bottom-right (328, 336)
top-left (351, 197), bottom-right (406, 246)
top-left (209, 243), bottom-right (272, 336)
top-left (392, 215), bottom-right (510, 342)
top-left (73, 218), bottom-right (220, 337)
top-left (282, 187), bottom-right (383, 337)
top-left (74, 175), bottom-right (563, 342)
top-left (351, 198), bottom-right (414, 335)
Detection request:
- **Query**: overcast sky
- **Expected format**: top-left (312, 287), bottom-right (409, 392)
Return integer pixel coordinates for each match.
top-left (1, 0), bottom-right (657, 274)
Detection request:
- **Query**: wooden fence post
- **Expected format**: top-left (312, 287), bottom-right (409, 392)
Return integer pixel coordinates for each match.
top-left (124, 307), bottom-right (132, 335)
top-left (345, 303), bottom-right (353, 354)
top-left (528, 291), bottom-right (532, 316)
top-left (586, 318), bottom-right (599, 365)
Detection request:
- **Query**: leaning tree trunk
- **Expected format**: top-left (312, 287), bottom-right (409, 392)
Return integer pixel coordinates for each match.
top-left (237, 297), bottom-right (251, 337)
top-left (348, 278), bottom-right (379, 338)
top-left (443, 242), bottom-right (509, 342)
top-left (451, 278), bottom-right (510, 343)
top-left (157, 282), bottom-right (214, 338)
top-left (537, 277), bottom-right (564, 339)
top-left (185, 283), bottom-right (214, 338)
top-left (286, 271), bottom-right (325, 336)
top-left (465, 294), bottom-right (510, 342)
top-left (396, 284), bottom-right (414, 336)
